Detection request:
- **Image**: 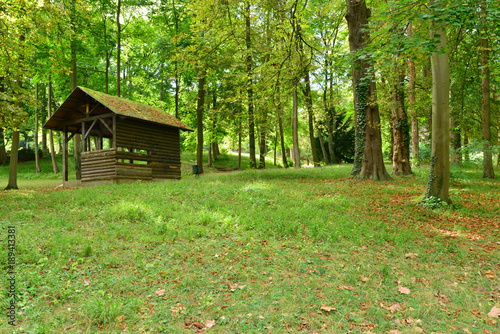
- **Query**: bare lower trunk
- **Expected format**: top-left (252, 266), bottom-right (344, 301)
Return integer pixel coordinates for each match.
top-left (196, 70), bottom-right (206, 173)
top-left (318, 128), bottom-right (328, 164)
top-left (246, 2), bottom-right (256, 168)
top-left (481, 3), bottom-right (494, 179)
top-left (238, 130), bottom-right (242, 170)
top-left (48, 78), bottom-right (59, 174)
top-left (391, 62), bottom-right (411, 175)
top-left (304, 72), bottom-right (319, 167)
top-left (424, 14), bottom-right (450, 203)
top-left (0, 128), bottom-right (7, 165)
top-left (450, 113), bottom-right (461, 165)
top-left (259, 110), bottom-right (267, 169)
top-left (292, 78), bottom-right (301, 169)
top-left (407, 25), bottom-right (419, 168)
top-left (208, 144), bottom-right (212, 167)
top-left (5, 131), bottom-right (20, 190)
top-left (35, 84), bottom-right (41, 173)
top-left (116, 0), bottom-right (121, 97)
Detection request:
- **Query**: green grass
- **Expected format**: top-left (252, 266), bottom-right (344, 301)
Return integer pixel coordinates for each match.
top-left (0, 155), bottom-right (499, 333)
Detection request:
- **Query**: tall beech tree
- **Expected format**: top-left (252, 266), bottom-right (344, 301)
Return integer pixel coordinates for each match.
top-left (345, 0), bottom-right (390, 180)
top-left (424, 1), bottom-right (450, 204)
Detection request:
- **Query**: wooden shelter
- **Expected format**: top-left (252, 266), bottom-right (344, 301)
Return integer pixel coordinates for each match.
top-left (44, 87), bottom-right (193, 187)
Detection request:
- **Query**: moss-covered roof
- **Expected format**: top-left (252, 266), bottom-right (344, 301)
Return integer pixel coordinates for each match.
top-left (78, 87), bottom-right (192, 131)
top-left (44, 87), bottom-right (193, 132)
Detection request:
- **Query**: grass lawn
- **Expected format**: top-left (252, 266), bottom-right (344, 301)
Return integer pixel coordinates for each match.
top-left (0, 155), bottom-right (499, 333)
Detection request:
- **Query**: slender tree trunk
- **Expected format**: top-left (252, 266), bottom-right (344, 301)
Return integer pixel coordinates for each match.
top-left (450, 109), bottom-right (461, 165)
top-left (245, 2), bottom-right (256, 168)
top-left (318, 128), bottom-right (328, 164)
top-left (481, 3), bottom-right (494, 179)
top-left (105, 51), bottom-right (110, 94)
top-left (48, 77), bottom-right (59, 174)
top-left (238, 124), bottom-right (242, 170)
top-left (424, 10), bottom-right (450, 203)
top-left (35, 84), bottom-right (41, 173)
top-left (408, 23), bottom-right (419, 168)
top-left (276, 77), bottom-right (288, 168)
top-left (196, 69), bottom-right (206, 173)
top-left (116, 0), bottom-right (121, 97)
top-left (292, 78), bottom-right (301, 169)
top-left (207, 144), bottom-right (212, 167)
top-left (258, 110), bottom-right (267, 168)
top-left (274, 130), bottom-right (277, 166)
top-left (391, 61), bottom-right (411, 175)
top-left (173, 0), bottom-right (180, 119)
top-left (71, 22), bottom-right (82, 180)
top-left (304, 72), bottom-right (319, 167)
top-left (463, 132), bottom-right (469, 162)
top-left (0, 128), bottom-right (7, 165)
top-left (345, 0), bottom-right (390, 180)
top-left (42, 128), bottom-right (48, 154)
top-left (323, 62), bottom-right (335, 164)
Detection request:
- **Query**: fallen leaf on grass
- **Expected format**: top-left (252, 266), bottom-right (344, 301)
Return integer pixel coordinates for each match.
top-left (320, 304), bottom-right (336, 313)
top-left (341, 285), bottom-right (354, 291)
top-left (389, 330), bottom-right (400, 334)
top-left (398, 285), bottom-right (411, 295)
top-left (83, 279), bottom-right (90, 286)
top-left (205, 319), bottom-right (216, 328)
top-left (488, 306), bottom-right (500, 318)
top-left (404, 253), bottom-right (418, 259)
top-left (388, 303), bottom-right (402, 313)
top-left (155, 289), bottom-right (166, 296)
top-left (485, 270), bottom-right (495, 279)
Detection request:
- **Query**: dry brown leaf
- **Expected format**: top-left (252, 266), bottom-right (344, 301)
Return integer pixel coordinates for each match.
top-left (398, 285), bottom-right (411, 295)
top-left (388, 303), bottom-right (402, 313)
top-left (485, 270), bottom-right (495, 279)
top-left (414, 326), bottom-right (424, 332)
top-left (320, 304), bottom-right (336, 313)
top-left (115, 315), bottom-right (125, 323)
top-left (205, 319), bottom-right (216, 328)
top-left (341, 285), bottom-right (354, 291)
top-left (83, 278), bottom-right (90, 286)
top-left (404, 253), bottom-right (418, 259)
top-left (389, 330), bottom-right (400, 334)
top-left (488, 306), bottom-right (500, 318)
top-left (155, 289), bottom-right (166, 296)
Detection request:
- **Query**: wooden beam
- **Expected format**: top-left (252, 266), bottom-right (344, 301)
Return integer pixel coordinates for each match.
top-left (112, 114), bottom-right (117, 148)
top-left (84, 119), bottom-right (98, 140)
top-left (82, 121), bottom-right (86, 152)
top-left (64, 113), bottom-right (114, 126)
top-left (60, 107), bottom-right (86, 115)
top-left (99, 117), bottom-right (113, 134)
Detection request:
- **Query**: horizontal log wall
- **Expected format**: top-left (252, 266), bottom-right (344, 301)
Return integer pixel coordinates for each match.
top-left (81, 149), bottom-right (117, 182)
top-left (116, 119), bottom-right (181, 179)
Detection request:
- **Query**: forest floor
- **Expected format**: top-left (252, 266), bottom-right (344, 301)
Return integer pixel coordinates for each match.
top-left (0, 154), bottom-right (499, 333)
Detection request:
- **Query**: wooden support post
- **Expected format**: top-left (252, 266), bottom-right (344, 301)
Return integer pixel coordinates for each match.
top-left (112, 114), bottom-right (117, 148)
top-left (82, 121), bottom-right (87, 152)
top-left (63, 127), bottom-right (68, 185)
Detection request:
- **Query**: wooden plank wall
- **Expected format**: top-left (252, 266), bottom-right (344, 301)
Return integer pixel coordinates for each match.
top-left (81, 149), bottom-right (116, 182)
top-left (116, 119), bottom-right (181, 180)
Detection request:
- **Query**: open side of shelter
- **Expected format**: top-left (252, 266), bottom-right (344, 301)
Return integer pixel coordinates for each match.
top-left (44, 87), bottom-right (193, 187)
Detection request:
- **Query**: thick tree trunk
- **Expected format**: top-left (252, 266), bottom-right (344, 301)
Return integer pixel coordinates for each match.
top-left (116, 0), bottom-right (121, 97)
top-left (196, 70), bottom-right (206, 173)
top-left (0, 128), bottom-right (7, 165)
top-left (35, 84), bottom-right (41, 173)
top-left (345, 0), bottom-right (390, 180)
top-left (5, 131), bottom-right (20, 190)
top-left (245, 2), bottom-right (256, 168)
top-left (292, 78), bottom-right (301, 169)
top-left (304, 71), bottom-right (319, 167)
top-left (481, 3), bottom-right (494, 179)
top-left (424, 14), bottom-right (450, 203)
top-left (391, 61), bottom-right (411, 175)
top-left (407, 23), bottom-right (419, 168)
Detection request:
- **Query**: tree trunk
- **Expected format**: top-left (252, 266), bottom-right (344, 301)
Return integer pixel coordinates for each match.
top-left (292, 77), bottom-right (301, 169)
top-left (105, 51), bottom-right (110, 94)
top-left (274, 130), bottom-right (277, 166)
top-left (450, 110), bottom-right (461, 165)
top-left (407, 23), bottom-right (419, 168)
top-left (71, 23), bottom-right (82, 180)
top-left (173, 0), bottom-right (180, 119)
top-left (345, 0), bottom-right (390, 180)
top-left (276, 77), bottom-right (288, 168)
top-left (258, 112), bottom-right (267, 169)
top-left (5, 131), bottom-right (20, 190)
top-left (207, 144), bottom-right (212, 167)
top-left (238, 125), bottom-right (242, 170)
top-left (323, 62), bottom-right (335, 164)
top-left (48, 77), bottom-right (59, 174)
top-left (318, 128), bottom-right (328, 164)
top-left (424, 10), bottom-right (450, 203)
top-left (196, 69), bottom-right (206, 173)
top-left (245, 2), bottom-right (256, 168)
top-left (304, 71), bottom-right (319, 167)
top-left (391, 61), bottom-right (411, 175)
top-left (35, 84), bottom-right (41, 173)
top-left (481, 2), bottom-right (494, 179)
top-left (463, 133), bottom-right (469, 162)
top-left (116, 0), bottom-right (121, 97)
top-left (0, 128), bottom-right (7, 165)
